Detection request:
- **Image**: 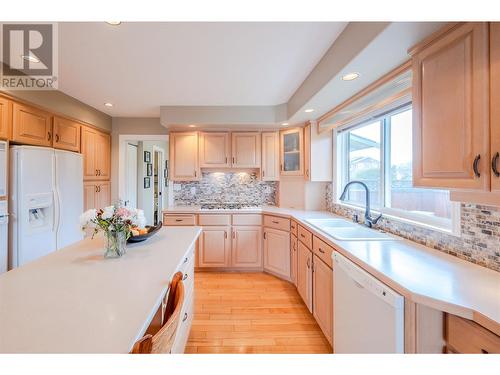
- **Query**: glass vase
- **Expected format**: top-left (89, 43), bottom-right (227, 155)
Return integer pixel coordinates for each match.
top-left (104, 230), bottom-right (127, 258)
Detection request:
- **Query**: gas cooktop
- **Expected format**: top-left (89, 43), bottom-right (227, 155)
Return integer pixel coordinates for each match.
top-left (200, 203), bottom-right (260, 210)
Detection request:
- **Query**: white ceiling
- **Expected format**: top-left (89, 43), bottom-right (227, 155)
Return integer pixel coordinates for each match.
top-left (58, 22), bottom-right (347, 117)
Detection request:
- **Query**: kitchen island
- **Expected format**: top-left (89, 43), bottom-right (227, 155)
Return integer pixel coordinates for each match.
top-left (0, 226), bottom-right (201, 353)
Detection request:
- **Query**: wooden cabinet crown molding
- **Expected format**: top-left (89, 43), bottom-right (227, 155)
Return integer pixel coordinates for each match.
top-left (0, 93), bottom-right (110, 135)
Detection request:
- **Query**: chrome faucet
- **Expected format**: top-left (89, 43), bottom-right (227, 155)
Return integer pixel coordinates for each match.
top-left (339, 181), bottom-right (382, 228)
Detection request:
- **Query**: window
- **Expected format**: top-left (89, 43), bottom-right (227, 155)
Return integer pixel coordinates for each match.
top-left (337, 104), bottom-right (454, 230)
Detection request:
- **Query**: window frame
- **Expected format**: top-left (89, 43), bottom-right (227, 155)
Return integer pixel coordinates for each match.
top-left (335, 103), bottom-right (460, 233)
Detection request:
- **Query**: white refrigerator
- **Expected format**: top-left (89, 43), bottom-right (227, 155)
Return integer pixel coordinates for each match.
top-left (9, 146), bottom-right (84, 269)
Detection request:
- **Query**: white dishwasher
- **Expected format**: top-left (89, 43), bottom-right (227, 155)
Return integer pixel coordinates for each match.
top-left (333, 251), bottom-right (404, 353)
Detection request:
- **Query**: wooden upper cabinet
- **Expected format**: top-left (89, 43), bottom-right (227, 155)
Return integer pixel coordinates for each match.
top-left (199, 132), bottom-right (230, 168)
top-left (280, 127), bottom-right (304, 176)
top-left (95, 132), bottom-right (111, 180)
top-left (82, 126), bottom-right (111, 181)
top-left (170, 132), bottom-right (200, 181)
top-left (304, 121), bottom-right (333, 182)
top-left (490, 23), bottom-right (500, 193)
top-left (0, 97), bottom-right (12, 140)
top-left (53, 116), bottom-right (81, 152)
top-left (12, 102), bottom-right (52, 147)
top-left (231, 132), bottom-right (261, 168)
top-left (410, 22), bottom-right (490, 191)
top-left (261, 132), bottom-right (280, 181)
top-left (313, 255), bottom-right (333, 345)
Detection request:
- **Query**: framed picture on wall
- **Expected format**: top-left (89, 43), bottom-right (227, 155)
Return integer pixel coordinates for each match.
top-left (146, 163), bottom-right (152, 176)
top-left (144, 177), bottom-right (150, 189)
top-left (144, 151), bottom-right (151, 163)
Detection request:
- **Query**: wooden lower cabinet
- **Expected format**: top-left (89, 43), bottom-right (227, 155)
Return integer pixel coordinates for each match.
top-left (313, 254), bottom-right (333, 345)
top-left (83, 181), bottom-right (111, 211)
top-left (290, 233), bottom-right (298, 286)
top-left (446, 314), bottom-right (500, 354)
top-left (231, 226), bottom-right (262, 268)
top-left (297, 241), bottom-right (313, 312)
top-left (198, 226), bottom-right (231, 267)
top-left (263, 227), bottom-right (290, 279)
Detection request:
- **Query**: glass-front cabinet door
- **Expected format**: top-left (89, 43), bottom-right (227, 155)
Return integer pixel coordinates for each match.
top-left (280, 128), bottom-right (304, 176)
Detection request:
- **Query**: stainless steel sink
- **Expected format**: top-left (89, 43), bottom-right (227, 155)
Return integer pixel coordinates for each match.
top-left (305, 218), bottom-right (397, 241)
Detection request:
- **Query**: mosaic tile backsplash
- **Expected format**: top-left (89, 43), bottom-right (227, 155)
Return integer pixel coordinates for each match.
top-left (325, 183), bottom-right (500, 272)
top-left (173, 172), bottom-right (277, 206)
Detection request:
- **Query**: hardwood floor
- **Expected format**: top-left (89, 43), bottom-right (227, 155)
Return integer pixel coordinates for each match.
top-left (186, 271), bottom-right (332, 354)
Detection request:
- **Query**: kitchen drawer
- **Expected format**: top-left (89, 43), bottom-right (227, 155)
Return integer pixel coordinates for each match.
top-left (232, 214), bottom-right (262, 226)
top-left (298, 225), bottom-right (313, 249)
top-left (163, 214), bottom-right (196, 226)
top-left (198, 214), bottom-right (231, 226)
top-left (290, 220), bottom-right (298, 236)
top-left (263, 215), bottom-right (290, 231)
top-left (313, 236), bottom-right (333, 269)
top-left (446, 314), bottom-right (500, 354)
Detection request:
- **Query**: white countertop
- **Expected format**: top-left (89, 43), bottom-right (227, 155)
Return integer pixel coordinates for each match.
top-left (164, 206), bottom-right (500, 333)
top-left (0, 226), bottom-right (201, 353)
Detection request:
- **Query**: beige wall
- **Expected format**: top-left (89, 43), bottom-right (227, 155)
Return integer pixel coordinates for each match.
top-left (111, 117), bottom-right (167, 201)
top-left (1, 89), bottom-right (112, 131)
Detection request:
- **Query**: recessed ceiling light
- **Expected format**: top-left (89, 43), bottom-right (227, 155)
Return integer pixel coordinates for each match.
top-left (188, 124), bottom-right (196, 128)
top-left (304, 109), bottom-right (314, 113)
top-left (21, 55), bottom-right (40, 63)
top-left (281, 122), bottom-right (289, 126)
top-left (342, 72), bottom-right (360, 81)
top-left (104, 102), bottom-right (113, 107)
top-left (106, 21), bottom-right (121, 26)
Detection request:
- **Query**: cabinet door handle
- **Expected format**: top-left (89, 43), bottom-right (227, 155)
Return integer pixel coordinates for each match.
top-left (95, 185), bottom-right (98, 193)
top-left (183, 273), bottom-right (188, 281)
top-left (194, 170), bottom-right (197, 177)
top-left (306, 258), bottom-right (310, 269)
top-left (224, 231), bottom-right (227, 239)
top-left (232, 157), bottom-right (235, 164)
top-left (55, 134), bottom-right (59, 143)
top-left (183, 257), bottom-right (188, 263)
top-left (300, 233), bottom-right (306, 238)
top-left (280, 164), bottom-right (283, 171)
top-left (175, 219), bottom-right (183, 222)
top-left (492, 152), bottom-right (500, 177)
top-left (473, 154), bottom-right (481, 178)
top-left (182, 313), bottom-right (188, 322)
top-left (47, 132), bottom-right (52, 141)
top-left (95, 169), bottom-right (98, 176)
top-left (98, 185), bottom-right (101, 192)
top-left (232, 231), bottom-right (235, 239)
top-left (306, 169), bottom-right (309, 178)
top-left (225, 157), bottom-right (228, 163)
top-left (263, 232), bottom-right (266, 240)
top-left (318, 248), bottom-right (325, 254)
top-left (272, 220), bottom-right (279, 224)
top-left (262, 170), bottom-right (265, 177)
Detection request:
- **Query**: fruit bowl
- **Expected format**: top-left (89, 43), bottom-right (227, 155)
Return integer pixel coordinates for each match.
top-left (127, 222), bottom-right (162, 243)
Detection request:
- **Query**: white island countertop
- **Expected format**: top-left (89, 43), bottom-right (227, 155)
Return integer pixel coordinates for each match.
top-left (164, 206), bottom-right (500, 334)
top-left (0, 226), bottom-right (201, 353)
